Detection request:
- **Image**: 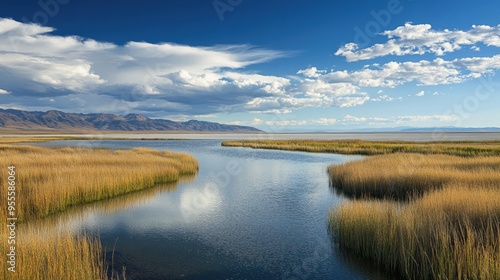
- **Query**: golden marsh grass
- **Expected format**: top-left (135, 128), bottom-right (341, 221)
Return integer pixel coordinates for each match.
top-left (0, 145), bottom-right (198, 221)
top-left (328, 153), bottom-right (500, 199)
top-left (5, 229), bottom-right (109, 280)
top-left (327, 153), bottom-right (500, 279)
top-left (0, 142), bottom-right (198, 279)
top-left (330, 187), bottom-right (500, 280)
top-left (222, 139), bottom-right (500, 156)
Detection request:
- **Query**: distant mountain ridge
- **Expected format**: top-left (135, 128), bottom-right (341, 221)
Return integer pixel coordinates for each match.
top-left (0, 109), bottom-right (262, 132)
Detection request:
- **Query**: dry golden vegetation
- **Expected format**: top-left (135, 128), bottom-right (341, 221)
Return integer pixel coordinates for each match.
top-left (222, 139), bottom-right (500, 279)
top-left (0, 140), bottom-right (198, 280)
top-left (330, 186), bottom-right (500, 280)
top-left (328, 153), bottom-right (500, 199)
top-left (222, 139), bottom-right (500, 156)
top-left (0, 145), bottom-right (198, 221)
top-left (328, 153), bottom-right (500, 279)
top-left (0, 136), bottom-right (73, 144)
top-left (6, 229), bottom-right (109, 280)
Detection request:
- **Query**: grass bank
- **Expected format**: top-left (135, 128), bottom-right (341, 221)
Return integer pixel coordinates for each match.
top-left (222, 139), bottom-right (500, 279)
top-left (0, 142), bottom-right (198, 279)
top-left (330, 186), bottom-right (500, 280)
top-left (0, 145), bottom-right (198, 221)
top-left (328, 153), bottom-right (500, 199)
top-left (221, 139), bottom-right (500, 156)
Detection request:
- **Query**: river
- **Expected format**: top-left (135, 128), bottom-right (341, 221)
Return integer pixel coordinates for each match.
top-left (32, 138), bottom-right (402, 279)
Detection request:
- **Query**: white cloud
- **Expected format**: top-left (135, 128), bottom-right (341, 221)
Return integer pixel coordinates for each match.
top-left (244, 94), bottom-right (369, 113)
top-left (2, 18), bottom-right (499, 118)
top-left (371, 94), bottom-right (399, 102)
top-left (415, 91), bottom-right (425, 97)
top-left (252, 118), bottom-right (263, 125)
top-left (393, 115), bottom-right (459, 123)
top-left (343, 115), bottom-right (367, 123)
top-left (0, 18), bottom-right (294, 115)
top-left (296, 67), bottom-right (326, 78)
top-left (307, 55), bottom-right (500, 89)
top-left (340, 114), bottom-right (459, 125)
top-left (264, 118), bottom-right (337, 127)
top-left (336, 23), bottom-right (500, 61)
top-left (193, 114), bottom-right (216, 119)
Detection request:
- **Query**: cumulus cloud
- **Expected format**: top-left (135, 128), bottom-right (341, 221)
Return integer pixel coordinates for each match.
top-left (238, 67), bottom-right (371, 113)
top-left (336, 23), bottom-right (500, 61)
top-left (302, 55), bottom-right (500, 89)
top-left (296, 67), bottom-right (326, 78)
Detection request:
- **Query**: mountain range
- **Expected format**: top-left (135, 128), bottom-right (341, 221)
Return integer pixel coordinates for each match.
top-left (0, 109), bottom-right (262, 132)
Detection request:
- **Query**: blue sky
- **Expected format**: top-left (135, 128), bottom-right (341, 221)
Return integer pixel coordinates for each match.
top-left (0, 0), bottom-right (499, 131)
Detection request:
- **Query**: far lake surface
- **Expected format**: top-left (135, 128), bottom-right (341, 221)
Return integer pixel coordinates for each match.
top-left (30, 133), bottom-right (493, 279)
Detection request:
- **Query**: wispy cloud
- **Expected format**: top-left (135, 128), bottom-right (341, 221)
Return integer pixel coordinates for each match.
top-left (371, 94), bottom-right (400, 102)
top-left (340, 114), bottom-right (459, 125)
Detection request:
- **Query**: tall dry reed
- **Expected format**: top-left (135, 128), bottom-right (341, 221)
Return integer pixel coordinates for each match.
top-left (222, 139), bottom-right (500, 157)
top-left (328, 153), bottom-right (500, 199)
top-left (330, 186), bottom-right (500, 280)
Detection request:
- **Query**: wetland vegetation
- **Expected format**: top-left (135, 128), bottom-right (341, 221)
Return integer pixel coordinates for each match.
top-left (0, 137), bottom-right (198, 280)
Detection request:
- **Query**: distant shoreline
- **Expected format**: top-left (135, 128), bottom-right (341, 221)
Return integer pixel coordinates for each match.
top-left (2, 132), bottom-right (500, 141)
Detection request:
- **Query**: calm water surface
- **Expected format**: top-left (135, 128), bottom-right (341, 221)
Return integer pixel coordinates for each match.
top-left (34, 139), bottom-right (395, 280)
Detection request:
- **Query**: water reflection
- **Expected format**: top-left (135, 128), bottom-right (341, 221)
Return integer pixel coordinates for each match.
top-left (18, 174), bottom-right (196, 238)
